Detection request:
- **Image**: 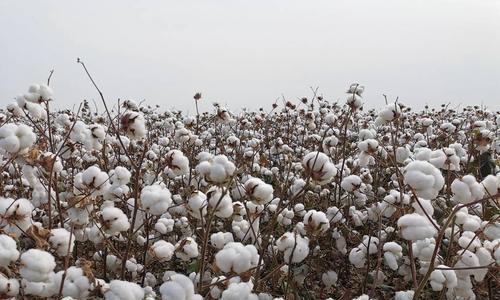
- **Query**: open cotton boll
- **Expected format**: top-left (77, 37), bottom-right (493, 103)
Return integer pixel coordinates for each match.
top-left (397, 213), bottom-right (437, 241)
top-left (0, 197), bottom-right (34, 237)
top-left (110, 166), bottom-right (132, 186)
top-left (322, 270), bottom-right (338, 288)
top-left (341, 175), bottom-right (363, 192)
top-left (276, 232), bottom-right (310, 263)
top-left (196, 154), bottom-right (235, 184)
top-left (451, 175), bottom-right (484, 204)
top-left (394, 290), bottom-right (414, 300)
top-left (74, 165), bottom-right (110, 196)
top-left (207, 186), bottom-right (233, 219)
top-left (140, 184), bottom-right (173, 215)
top-left (165, 149), bottom-right (190, 177)
top-left (303, 210), bottom-right (330, 234)
top-left (302, 151), bottom-right (337, 185)
top-left (474, 247), bottom-right (494, 281)
top-left (403, 160), bottom-right (444, 199)
top-left (0, 273), bottom-right (19, 297)
top-left (52, 267), bottom-right (90, 299)
top-left (160, 273), bottom-right (202, 300)
top-left (49, 228), bottom-right (75, 256)
top-left (454, 250), bottom-right (481, 279)
top-left (150, 240), bottom-right (175, 262)
top-left (244, 177), bottom-right (274, 205)
top-left (186, 191), bottom-right (207, 219)
top-left (0, 123), bottom-right (36, 154)
top-left (481, 175), bottom-right (499, 196)
top-left (0, 234), bottom-right (19, 267)
top-left (458, 231), bottom-right (481, 251)
top-left (20, 249), bottom-right (56, 282)
top-left (210, 232), bottom-right (234, 249)
top-left (104, 280), bottom-right (144, 300)
top-left (22, 277), bottom-right (57, 298)
top-left (383, 242), bottom-right (403, 270)
top-left (221, 281), bottom-right (258, 300)
top-left (429, 265), bottom-right (458, 291)
top-left (175, 237), bottom-right (199, 261)
top-left (120, 111), bottom-right (147, 140)
top-left (395, 146), bottom-right (411, 164)
top-left (100, 207), bottom-right (130, 234)
top-left (215, 242), bottom-right (259, 274)
top-left (346, 93), bottom-right (363, 110)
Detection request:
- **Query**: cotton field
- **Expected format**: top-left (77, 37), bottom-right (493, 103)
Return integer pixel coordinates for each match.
top-left (0, 79), bottom-right (499, 300)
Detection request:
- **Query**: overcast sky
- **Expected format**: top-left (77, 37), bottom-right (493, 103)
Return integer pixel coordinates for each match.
top-left (1, 0), bottom-right (499, 114)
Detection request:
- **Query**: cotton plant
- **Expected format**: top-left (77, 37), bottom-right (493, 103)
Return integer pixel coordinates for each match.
top-left (0, 81), bottom-right (498, 299)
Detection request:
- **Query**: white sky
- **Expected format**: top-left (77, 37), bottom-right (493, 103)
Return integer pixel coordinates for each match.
top-left (1, 0), bottom-right (499, 113)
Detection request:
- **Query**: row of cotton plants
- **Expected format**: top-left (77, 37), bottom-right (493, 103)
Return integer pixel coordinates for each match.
top-left (0, 74), bottom-right (498, 299)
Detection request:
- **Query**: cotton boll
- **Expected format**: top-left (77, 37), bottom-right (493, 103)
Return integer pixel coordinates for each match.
top-left (321, 270), bottom-right (338, 288)
top-left (397, 213), bottom-right (437, 241)
top-left (221, 281), bottom-right (258, 300)
top-left (244, 177), bottom-right (274, 205)
top-left (215, 242), bottom-right (259, 274)
top-left (211, 232), bottom-right (234, 249)
top-left (207, 186), bottom-right (234, 219)
top-left (150, 240), bottom-right (175, 262)
top-left (481, 175), bottom-right (499, 196)
top-left (303, 210), bottom-right (330, 234)
top-left (104, 280), bottom-right (144, 300)
top-left (160, 273), bottom-right (202, 300)
top-left (0, 274), bottom-right (19, 297)
top-left (458, 231), bottom-right (481, 251)
top-left (101, 207), bottom-right (130, 234)
top-left (165, 149), bottom-right (190, 177)
top-left (186, 191), bottom-right (207, 219)
top-left (383, 242), bottom-right (402, 270)
top-left (0, 197), bottom-right (34, 237)
top-left (429, 265), bottom-right (457, 291)
top-left (0, 234), bottom-right (19, 267)
top-left (404, 160), bottom-right (444, 199)
top-left (451, 175), bottom-right (484, 204)
top-left (302, 151), bottom-right (337, 185)
top-left (22, 277), bottom-right (57, 298)
top-left (155, 217), bottom-right (175, 234)
top-left (49, 228), bottom-right (75, 256)
top-left (53, 267), bottom-right (90, 299)
top-left (140, 184), bottom-right (173, 215)
top-left (120, 112), bottom-right (147, 140)
top-left (74, 165), bottom-right (111, 196)
top-left (196, 155), bottom-right (236, 184)
top-left (110, 166), bottom-right (132, 186)
top-left (349, 246), bottom-right (366, 268)
top-left (175, 237), bottom-right (199, 261)
top-left (276, 232), bottom-right (310, 263)
top-left (341, 175), bottom-right (363, 192)
top-left (20, 249), bottom-right (56, 282)
top-left (454, 250), bottom-right (480, 279)
top-left (393, 290), bottom-right (414, 300)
